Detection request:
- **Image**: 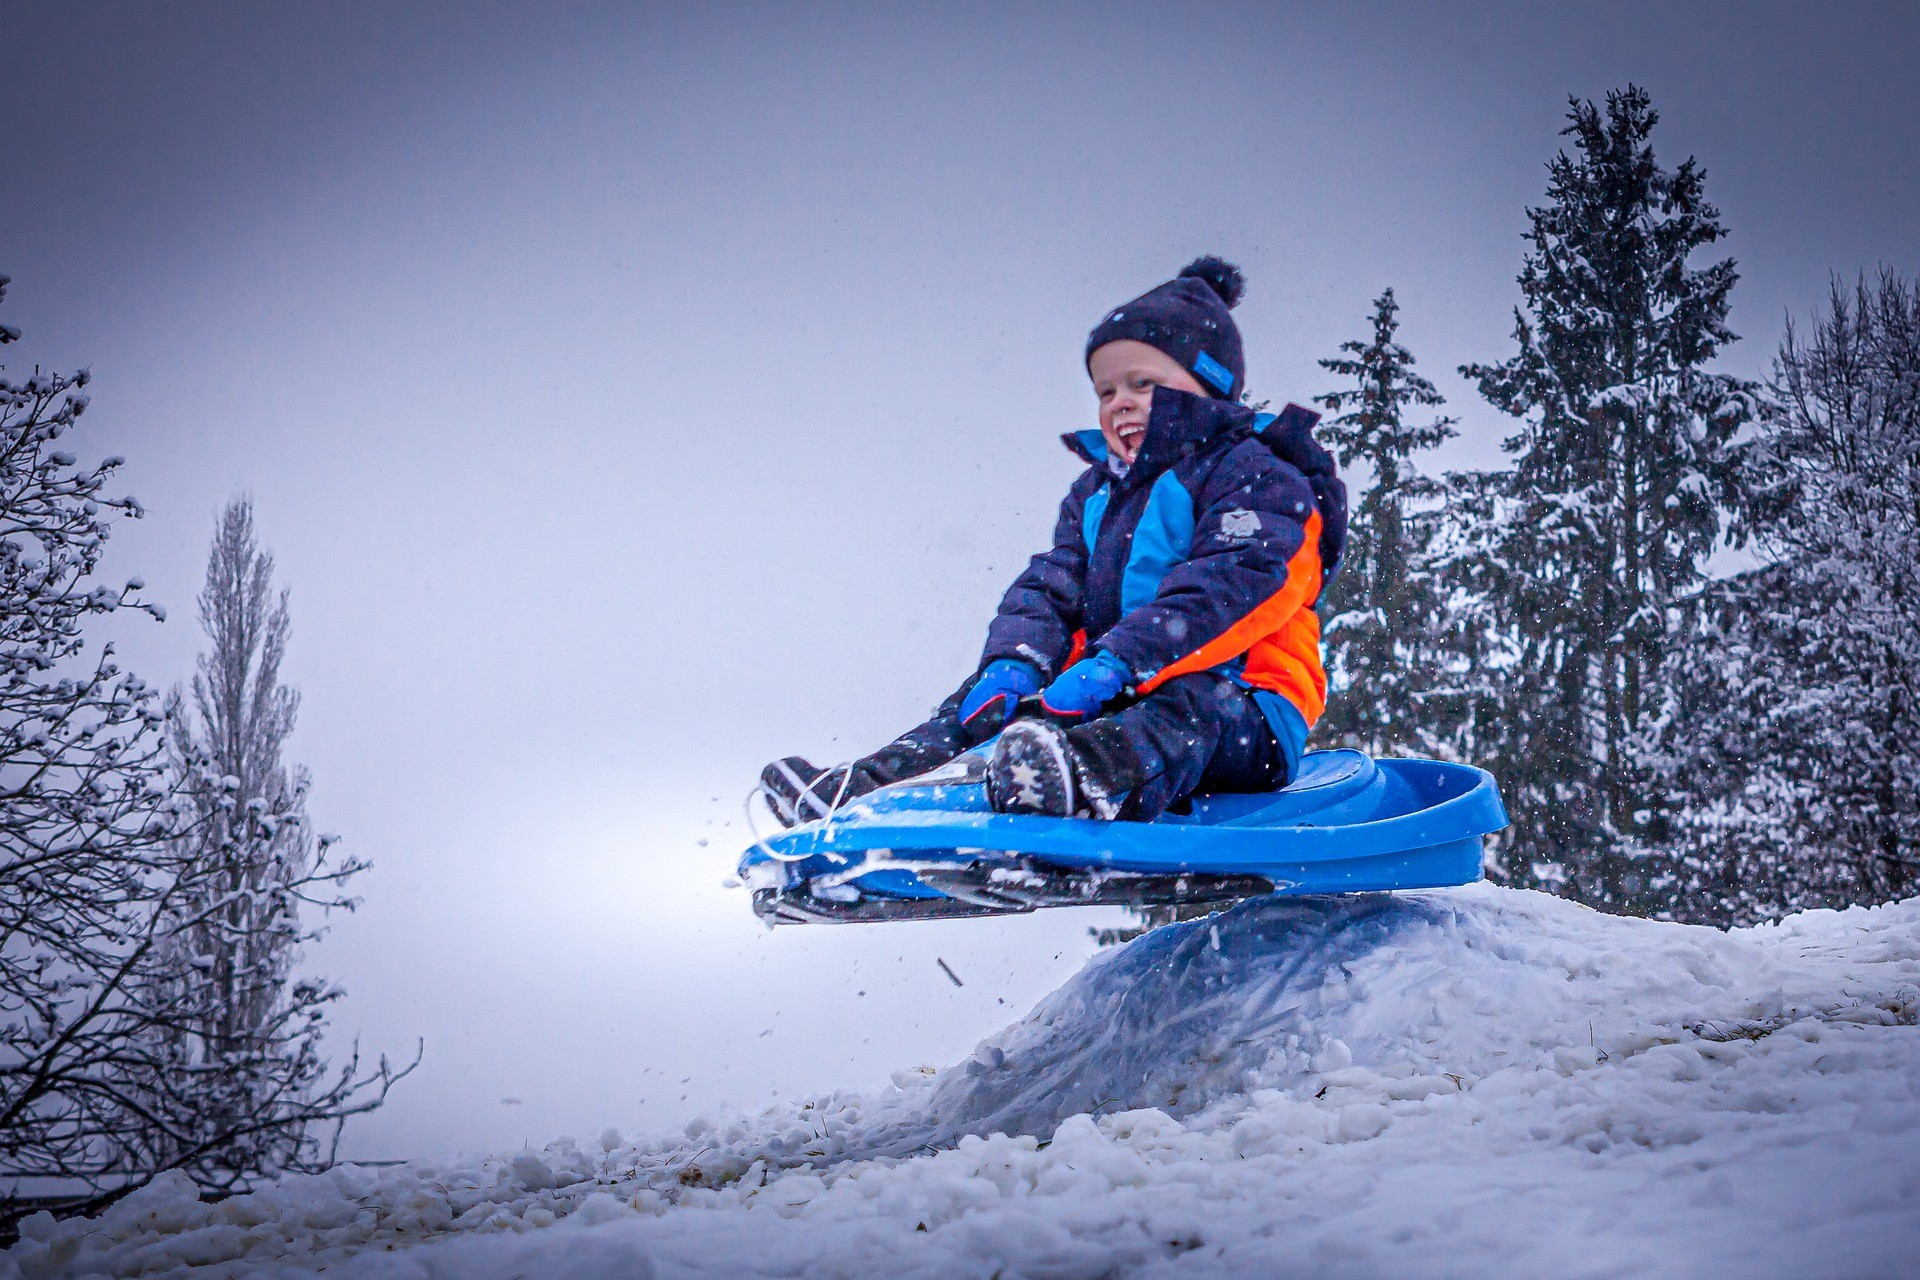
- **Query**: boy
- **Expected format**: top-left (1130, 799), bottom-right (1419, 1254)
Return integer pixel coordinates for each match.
top-left (763, 256), bottom-right (1345, 824)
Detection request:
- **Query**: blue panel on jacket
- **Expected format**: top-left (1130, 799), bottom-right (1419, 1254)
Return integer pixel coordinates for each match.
top-left (1120, 470), bottom-right (1196, 614)
top-left (1082, 484), bottom-right (1111, 558)
top-left (1251, 690), bottom-right (1310, 778)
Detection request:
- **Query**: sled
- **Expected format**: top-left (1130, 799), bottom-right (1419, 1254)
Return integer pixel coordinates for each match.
top-left (737, 747), bottom-right (1507, 925)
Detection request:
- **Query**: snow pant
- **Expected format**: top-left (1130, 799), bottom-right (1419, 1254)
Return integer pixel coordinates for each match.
top-left (861, 669), bottom-right (1294, 821)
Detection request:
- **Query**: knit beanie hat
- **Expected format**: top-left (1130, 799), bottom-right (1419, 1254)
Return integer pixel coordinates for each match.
top-left (1085, 256), bottom-right (1247, 400)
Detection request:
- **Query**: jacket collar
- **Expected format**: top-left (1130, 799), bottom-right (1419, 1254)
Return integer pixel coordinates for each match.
top-left (1059, 386), bottom-right (1254, 483)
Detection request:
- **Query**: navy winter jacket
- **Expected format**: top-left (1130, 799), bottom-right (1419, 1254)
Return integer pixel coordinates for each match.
top-left (981, 385), bottom-right (1346, 734)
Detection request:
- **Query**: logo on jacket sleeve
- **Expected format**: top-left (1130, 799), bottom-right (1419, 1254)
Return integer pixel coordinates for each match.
top-left (1218, 509), bottom-right (1261, 540)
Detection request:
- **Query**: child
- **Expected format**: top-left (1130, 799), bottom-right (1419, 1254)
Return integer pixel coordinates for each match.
top-left (763, 256), bottom-right (1345, 824)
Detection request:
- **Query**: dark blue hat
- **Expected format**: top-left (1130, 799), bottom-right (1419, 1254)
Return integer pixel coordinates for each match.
top-left (1085, 256), bottom-right (1247, 400)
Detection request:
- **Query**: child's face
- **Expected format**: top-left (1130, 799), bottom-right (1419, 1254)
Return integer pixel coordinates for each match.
top-left (1088, 340), bottom-right (1208, 465)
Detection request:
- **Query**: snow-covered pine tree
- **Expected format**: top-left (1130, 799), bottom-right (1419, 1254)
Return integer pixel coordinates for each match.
top-left (1455, 87), bottom-right (1754, 914)
top-left (1642, 272), bottom-right (1920, 922)
top-left (1314, 289), bottom-right (1463, 757)
top-left (147, 498), bottom-right (410, 1193)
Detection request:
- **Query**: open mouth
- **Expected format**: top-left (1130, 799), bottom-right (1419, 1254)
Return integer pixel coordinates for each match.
top-left (1117, 425), bottom-right (1146, 452)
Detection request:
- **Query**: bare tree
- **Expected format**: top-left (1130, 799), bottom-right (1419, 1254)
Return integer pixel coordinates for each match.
top-left (0, 275), bottom-right (188, 1219)
top-left (0, 280), bottom-right (408, 1231)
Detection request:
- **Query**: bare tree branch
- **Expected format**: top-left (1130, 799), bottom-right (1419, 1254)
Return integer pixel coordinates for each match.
top-left (0, 280), bottom-right (412, 1232)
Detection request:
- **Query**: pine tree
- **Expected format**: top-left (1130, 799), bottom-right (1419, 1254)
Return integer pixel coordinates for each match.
top-left (1455, 87), bottom-right (1755, 913)
top-left (1643, 272), bottom-right (1920, 922)
top-left (1314, 289), bottom-right (1460, 757)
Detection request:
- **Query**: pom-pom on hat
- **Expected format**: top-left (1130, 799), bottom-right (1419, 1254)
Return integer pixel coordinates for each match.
top-left (1086, 256), bottom-right (1247, 400)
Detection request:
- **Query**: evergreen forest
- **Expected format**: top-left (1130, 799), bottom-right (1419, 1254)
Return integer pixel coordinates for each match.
top-left (1315, 86), bottom-right (1920, 926)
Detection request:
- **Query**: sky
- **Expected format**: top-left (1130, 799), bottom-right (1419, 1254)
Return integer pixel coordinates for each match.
top-left (3, 1), bottom-right (1918, 1161)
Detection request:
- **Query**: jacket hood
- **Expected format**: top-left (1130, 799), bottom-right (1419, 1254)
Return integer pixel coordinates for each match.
top-left (1254, 402), bottom-right (1339, 482)
top-left (1061, 386), bottom-right (1254, 481)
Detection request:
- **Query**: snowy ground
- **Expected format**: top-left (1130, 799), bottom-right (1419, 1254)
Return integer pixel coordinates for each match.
top-left (9, 884), bottom-right (1919, 1279)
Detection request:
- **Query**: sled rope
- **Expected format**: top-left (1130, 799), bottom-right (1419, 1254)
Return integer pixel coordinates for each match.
top-left (744, 760), bottom-right (859, 863)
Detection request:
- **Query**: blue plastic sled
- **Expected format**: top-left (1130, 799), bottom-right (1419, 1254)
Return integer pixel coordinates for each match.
top-left (739, 748), bottom-right (1508, 925)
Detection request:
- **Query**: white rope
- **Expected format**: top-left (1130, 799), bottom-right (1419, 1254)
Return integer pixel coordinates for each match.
top-left (817, 761), bottom-right (856, 838)
top-left (743, 784), bottom-right (811, 863)
top-left (743, 761), bottom-right (861, 864)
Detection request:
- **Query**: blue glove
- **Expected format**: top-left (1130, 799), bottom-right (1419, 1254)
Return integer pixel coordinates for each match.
top-left (958, 659), bottom-right (1042, 742)
top-left (1039, 651), bottom-right (1132, 719)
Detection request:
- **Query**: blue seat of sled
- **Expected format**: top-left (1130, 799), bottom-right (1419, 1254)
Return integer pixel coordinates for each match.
top-left (1162, 748), bottom-right (1387, 826)
top-left (740, 749), bottom-right (1508, 902)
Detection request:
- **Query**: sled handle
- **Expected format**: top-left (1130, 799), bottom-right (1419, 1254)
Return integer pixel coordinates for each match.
top-left (1009, 690), bottom-right (1138, 726)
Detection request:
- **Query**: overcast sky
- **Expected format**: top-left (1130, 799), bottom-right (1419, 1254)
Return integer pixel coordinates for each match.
top-left (4, 1), bottom-right (1917, 1160)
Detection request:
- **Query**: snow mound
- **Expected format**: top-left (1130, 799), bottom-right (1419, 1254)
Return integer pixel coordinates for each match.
top-left (8, 885), bottom-right (1919, 1279)
top-left (884, 882), bottom-right (1908, 1151)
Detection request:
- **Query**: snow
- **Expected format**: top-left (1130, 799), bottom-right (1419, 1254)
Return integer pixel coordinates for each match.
top-left (8, 884), bottom-right (1918, 1279)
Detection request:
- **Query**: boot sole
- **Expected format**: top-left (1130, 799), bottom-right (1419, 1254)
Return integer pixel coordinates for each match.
top-left (989, 721), bottom-right (1076, 816)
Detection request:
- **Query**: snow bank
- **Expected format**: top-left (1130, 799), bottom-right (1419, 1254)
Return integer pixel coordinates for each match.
top-left (8, 885), bottom-right (1918, 1278)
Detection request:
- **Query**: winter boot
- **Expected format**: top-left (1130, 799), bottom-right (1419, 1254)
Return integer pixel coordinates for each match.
top-left (986, 719), bottom-right (1141, 820)
top-left (760, 757), bottom-right (878, 827)
top-left (1064, 716), bottom-right (1149, 819)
